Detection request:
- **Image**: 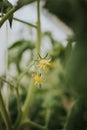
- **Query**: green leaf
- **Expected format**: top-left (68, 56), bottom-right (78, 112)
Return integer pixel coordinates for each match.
top-left (9, 40), bottom-right (35, 72)
top-left (9, 40), bottom-right (24, 49)
top-left (9, 40), bottom-right (35, 50)
top-left (17, 0), bottom-right (37, 9)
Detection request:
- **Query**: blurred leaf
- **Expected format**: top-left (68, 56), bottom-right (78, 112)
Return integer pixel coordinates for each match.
top-left (17, 0), bottom-right (37, 9)
top-left (44, 0), bottom-right (87, 42)
top-left (50, 44), bottom-right (65, 61)
top-left (9, 40), bottom-right (35, 72)
top-left (65, 98), bottom-right (87, 130)
top-left (66, 44), bottom-right (87, 96)
top-left (9, 40), bottom-right (25, 49)
top-left (9, 40), bottom-right (35, 50)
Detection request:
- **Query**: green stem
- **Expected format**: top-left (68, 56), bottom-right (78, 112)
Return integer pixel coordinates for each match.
top-left (0, 91), bottom-right (12, 130)
top-left (36, 0), bottom-right (41, 54)
top-left (13, 17), bottom-right (37, 28)
top-left (0, 7), bottom-right (17, 28)
top-left (0, 77), bottom-right (15, 89)
top-left (22, 80), bottom-right (34, 118)
top-left (14, 63), bottom-right (35, 130)
top-left (0, 0), bottom-right (37, 28)
top-left (21, 119), bottom-right (49, 130)
top-left (16, 62), bottom-right (34, 84)
top-left (13, 1), bottom-right (41, 129)
top-left (14, 80), bottom-right (35, 130)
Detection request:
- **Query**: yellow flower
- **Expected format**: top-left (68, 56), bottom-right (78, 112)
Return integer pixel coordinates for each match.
top-left (38, 59), bottom-right (50, 69)
top-left (32, 74), bottom-right (44, 85)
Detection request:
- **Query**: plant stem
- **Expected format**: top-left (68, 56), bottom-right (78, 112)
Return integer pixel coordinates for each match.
top-left (13, 17), bottom-right (37, 28)
top-left (0, 91), bottom-right (12, 130)
top-left (21, 119), bottom-right (49, 130)
top-left (14, 80), bottom-right (35, 130)
top-left (0, 77), bottom-right (15, 88)
top-left (22, 80), bottom-right (34, 118)
top-left (0, 0), bottom-right (37, 28)
top-left (36, 0), bottom-right (41, 54)
top-left (0, 7), bottom-right (17, 28)
top-left (14, 1), bottom-right (41, 129)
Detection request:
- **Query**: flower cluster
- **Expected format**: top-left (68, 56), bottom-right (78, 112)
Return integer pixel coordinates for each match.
top-left (31, 54), bottom-right (55, 86)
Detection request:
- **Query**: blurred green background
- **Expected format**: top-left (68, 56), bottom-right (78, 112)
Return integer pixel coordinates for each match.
top-left (0, 0), bottom-right (87, 130)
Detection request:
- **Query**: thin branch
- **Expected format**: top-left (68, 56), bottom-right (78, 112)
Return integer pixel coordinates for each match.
top-left (16, 61), bottom-right (35, 85)
top-left (36, 0), bottom-right (41, 54)
top-left (0, 7), bottom-right (17, 28)
top-left (21, 119), bottom-right (49, 130)
top-left (0, 0), bottom-right (37, 28)
top-left (13, 17), bottom-right (37, 28)
top-left (0, 76), bottom-right (15, 88)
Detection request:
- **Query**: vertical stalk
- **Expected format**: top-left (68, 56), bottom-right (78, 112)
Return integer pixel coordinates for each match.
top-left (36, 0), bottom-right (41, 54)
top-left (21, 0), bottom-right (41, 121)
top-left (14, 80), bottom-right (34, 130)
top-left (21, 0), bottom-right (41, 119)
top-left (22, 80), bottom-right (34, 118)
top-left (0, 91), bottom-right (12, 130)
top-left (14, 1), bottom-right (41, 129)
